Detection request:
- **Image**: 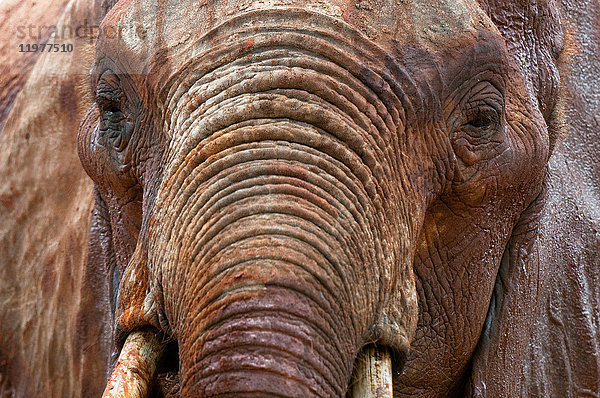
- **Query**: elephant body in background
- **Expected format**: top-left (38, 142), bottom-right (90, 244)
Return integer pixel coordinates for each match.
top-left (0, 0), bottom-right (599, 396)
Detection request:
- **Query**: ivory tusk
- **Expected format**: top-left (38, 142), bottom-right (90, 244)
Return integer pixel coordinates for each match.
top-left (351, 345), bottom-right (394, 398)
top-left (102, 329), bottom-right (164, 398)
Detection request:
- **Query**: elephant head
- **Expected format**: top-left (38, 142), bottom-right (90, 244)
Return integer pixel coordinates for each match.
top-left (77, 0), bottom-right (561, 396)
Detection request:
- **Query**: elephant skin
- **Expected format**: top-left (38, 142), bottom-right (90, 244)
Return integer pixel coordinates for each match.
top-left (0, 0), bottom-right (599, 397)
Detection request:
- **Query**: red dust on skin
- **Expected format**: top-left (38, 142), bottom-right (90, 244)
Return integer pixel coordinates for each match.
top-left (0, 185), bottom-right (20, 209)
top-left (243, 37), bottom-right (254, 49)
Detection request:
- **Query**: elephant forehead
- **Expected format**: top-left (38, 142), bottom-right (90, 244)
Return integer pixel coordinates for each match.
top-left (402, 0), bottom-right (499, 44)
top-left (99, 0), bottom-right (347, 55)
top-left (97, 0), bottom-right (499, 62)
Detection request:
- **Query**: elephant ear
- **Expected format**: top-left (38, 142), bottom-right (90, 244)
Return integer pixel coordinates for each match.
top-left (469, 0), bottom-right (600, 396)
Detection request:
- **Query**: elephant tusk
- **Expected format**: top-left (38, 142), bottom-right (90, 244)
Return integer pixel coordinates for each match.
top-left (102, 329), bottom-right (164, 398)
top-left (351, 345), bottom-right (394, 398)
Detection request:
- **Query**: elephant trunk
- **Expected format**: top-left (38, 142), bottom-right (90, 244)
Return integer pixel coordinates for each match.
top-left (179, 265), bottom-right (350, 396)
top-left (154, 114), bottom-right (391, 395)
top-left (164, 168), bottom-right (373, 396)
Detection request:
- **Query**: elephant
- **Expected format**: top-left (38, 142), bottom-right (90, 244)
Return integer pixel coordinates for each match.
top-left (1, 0), bottom-right (599, 397)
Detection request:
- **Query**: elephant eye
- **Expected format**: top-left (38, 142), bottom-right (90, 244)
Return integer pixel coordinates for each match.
top-left (461, 105), bottom-right (499, 134)
top-left (95, 70), bottom-right (133, 152)
top-left (459, 81), bottom-right (504, 137)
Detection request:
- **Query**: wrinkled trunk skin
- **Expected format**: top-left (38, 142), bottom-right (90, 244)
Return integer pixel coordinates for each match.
top-left (164, 139), bottom-right (373, 395)
top-left (152, 118), bottom-right (404, 396)
top-left (154, 125), bottom-right (393, 396)
top-left (156, 131), bottom-right (389, 396)
top-left (177, 224), bottom-right (356, 396)
top-left (114, 10), bottom-right (422, 396)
